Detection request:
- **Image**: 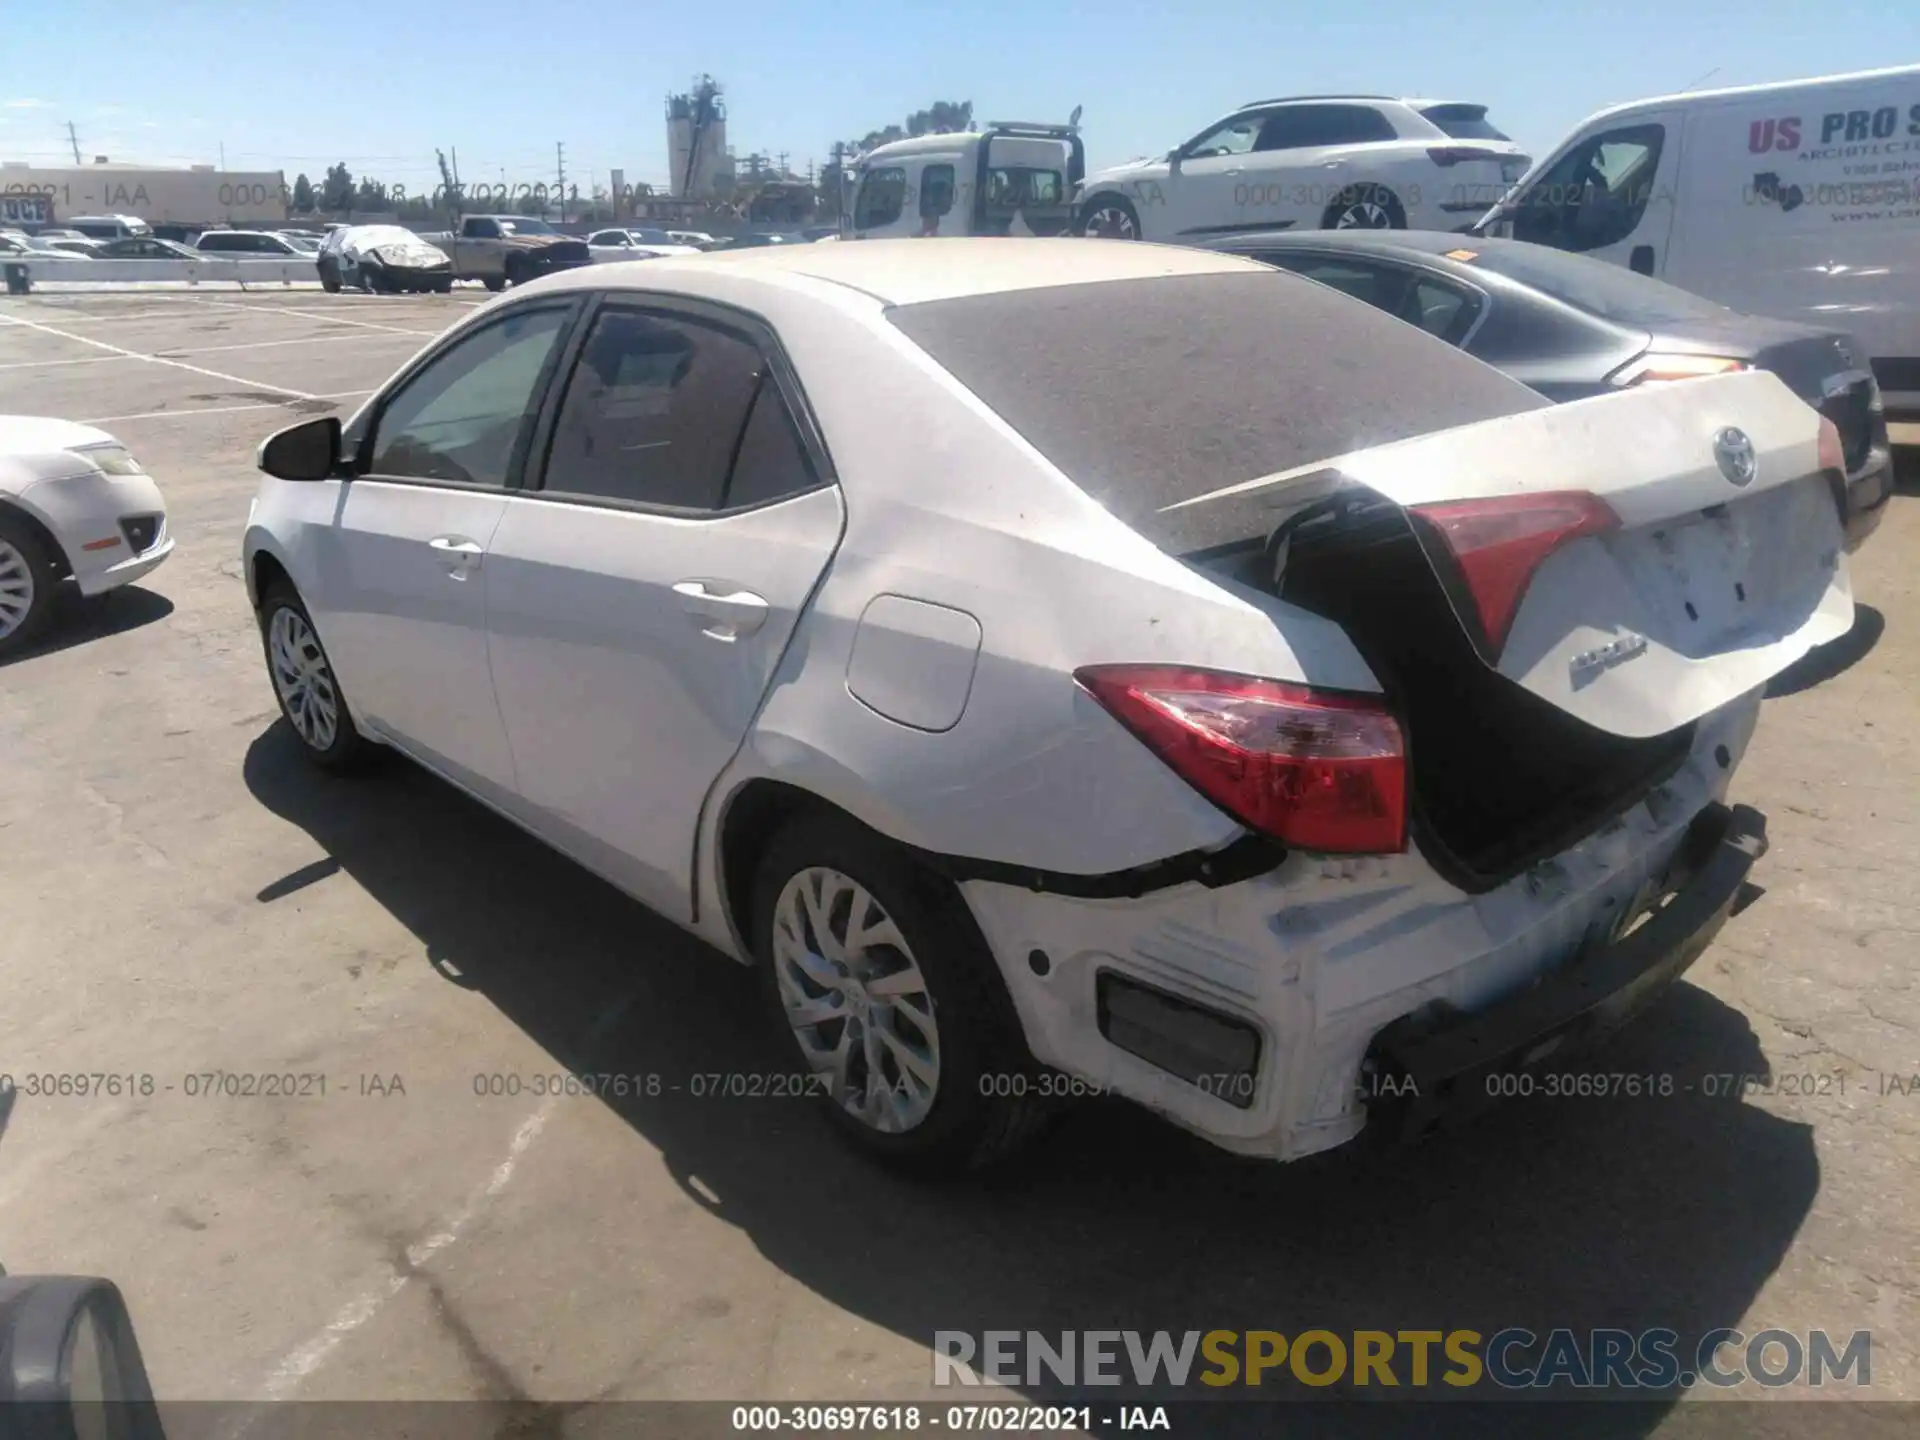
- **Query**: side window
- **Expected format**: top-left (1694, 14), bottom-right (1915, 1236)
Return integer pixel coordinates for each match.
top-left (1184, 115), bottom-right (1262, 159)
top-left (1513, 124), bottom-right (1665, 252)
top-left (540, 308), bottom-right (764, 510)
top-left (724, 378), bottom-right (819, 508)
top-left (1277, 257), bottom-right (1405, 311)
top-left (1259, 105), bottom-right (1397, 151)
top-left (366, 307), bottom-right (571, 488)
top-left (1399, 278), bottom-right (1475, 341)
top-left (855, 168), bottom-right (907, 229)
top-left (463, 218), bottom-right (501, 239)
top-left (920, 164), bottom-right (956, 219)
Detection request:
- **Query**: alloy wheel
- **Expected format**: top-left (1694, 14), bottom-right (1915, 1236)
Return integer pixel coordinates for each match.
top-left (0, 538), bottom-right (35, 641)
top-left (772, 866), bottom-right (941, 1134)
top-left (1083, 204), bottom-right (1139, 240)
top-left (268, 606), bottom-right (340, 752)
top-left (1334, 198), bottom-right (1394, 229)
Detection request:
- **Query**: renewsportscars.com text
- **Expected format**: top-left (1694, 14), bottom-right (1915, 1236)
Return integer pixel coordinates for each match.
top-left (933, 1328), bottom-right (1871, 1391)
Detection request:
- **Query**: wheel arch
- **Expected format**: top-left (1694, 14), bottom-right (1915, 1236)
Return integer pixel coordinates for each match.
top-left (0, 495), bottom-right (73, 579)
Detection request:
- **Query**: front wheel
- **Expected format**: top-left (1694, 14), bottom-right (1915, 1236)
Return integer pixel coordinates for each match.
top-left (752, 813), bottom-right (1049, 1176)
top-left (317, 261), bottom-right (341, 293)
top-left (482, 275), bottom-right (506, 293)
top-left (0, 512), bottom-right (59, 659)
top-left (1078, 193), bottom-right (1142, 240)
top-left (257, 580), bottom-right (375, 772)
top-left (1322, 183), bottom-right (1406, 230)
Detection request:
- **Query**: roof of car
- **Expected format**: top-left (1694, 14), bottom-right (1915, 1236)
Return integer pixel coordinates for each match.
top-left (1234, 94), bottom-right (1404, 110)
top-left (1198, 229), bottom-right (1541, 266)
top-left (543, 236), bottom-right (1264, 306)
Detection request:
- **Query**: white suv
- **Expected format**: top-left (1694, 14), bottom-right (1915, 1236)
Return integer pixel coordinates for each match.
top-left (1076, 96), bottom-right (1530, 242)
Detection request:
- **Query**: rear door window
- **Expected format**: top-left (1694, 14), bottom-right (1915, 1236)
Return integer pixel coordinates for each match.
top-left (538, 307), bottom-right (765, 510)
top-left (1257, 105), bottom-right (1398, 151)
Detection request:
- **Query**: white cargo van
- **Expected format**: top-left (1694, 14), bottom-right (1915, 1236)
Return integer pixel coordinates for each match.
top-left (845, 122), bottom-right (1085, 240)
top-left (1475, 65), bottom-right (1920, 423)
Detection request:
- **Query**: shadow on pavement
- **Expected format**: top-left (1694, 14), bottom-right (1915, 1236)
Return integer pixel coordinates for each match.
top-left (1765, 603), bottom-right (1884, 698)
top-left (0, 583), bottom-right (173, 668)
top-left (245, 723), bottom-right (1824, 1440)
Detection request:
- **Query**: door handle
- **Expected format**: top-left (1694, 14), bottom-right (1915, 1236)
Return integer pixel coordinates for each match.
top-left (428, 535), bottom-right (484, 578)
top-left (673, 581), bottom-right (770, 641)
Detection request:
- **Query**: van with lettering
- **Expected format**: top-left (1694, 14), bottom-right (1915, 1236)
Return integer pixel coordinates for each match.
top-left (1474, 64), bottom-right (1920, 423)
top-left (845, 122), bottom-right (1086, 240)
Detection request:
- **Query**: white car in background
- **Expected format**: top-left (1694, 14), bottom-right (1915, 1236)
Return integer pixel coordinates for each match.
top-left (1076, 95), bottom-right (1531, 242)
top-left (242, 239), bottom-right (1848, 1176)
top-left (586, 227), bottom-right (703, 262)
top-left (0, 418), bottom-right (172, 656)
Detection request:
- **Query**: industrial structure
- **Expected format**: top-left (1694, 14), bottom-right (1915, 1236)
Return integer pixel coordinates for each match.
top-left (0, 161), bottom-right (288, 226)
top-left (665, 76), bottom-right (734, 201)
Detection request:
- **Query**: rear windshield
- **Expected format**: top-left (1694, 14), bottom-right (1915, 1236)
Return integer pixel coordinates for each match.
top-left (1461, 243), bottom-right (1737, 326)
top-left (1420, 104), bottom-right (1511, 142)
top-left (886, 270), bottom-right (1544, 553)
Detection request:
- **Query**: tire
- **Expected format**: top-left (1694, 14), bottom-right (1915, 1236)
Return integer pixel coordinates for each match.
top-left (432, 277), bottom-right (453, 294)
top-left (482, 275), bottom-right (506, 292)
top-left (256, 579), bottom-right (375, 772)
top-left (0, 511), bottom-right (60, 659)
top-left (751, 812), bottom-right (1049, 1177)
top-left (318, 261), bottom-right (341, 294)
top-left (1077, 193), bottom-right (1142, 239)
top-left (359, 262), bottom-right (384, 295)
top-left (1322, 183), bottom-right (1406, 230)
top-left (504, 255), bottom-right (532, 287)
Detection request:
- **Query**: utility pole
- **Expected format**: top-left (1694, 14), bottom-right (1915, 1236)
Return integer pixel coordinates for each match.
top-left (219, 142), bottom-right (226, 170)
top-left (66, 121), bottom-right (81, 164)
top-left (777, 150), bottom-right (789, 177)
top-left (555, 141), bottom-right (567, 223)
top-left (437, 148), bottom-right (461, 222)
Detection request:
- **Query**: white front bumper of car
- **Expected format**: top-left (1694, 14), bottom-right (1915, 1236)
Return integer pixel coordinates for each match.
top-left (18, 468), bottom-right (173, 595)
top-left (959, 692), bottom-right (1764, 1162)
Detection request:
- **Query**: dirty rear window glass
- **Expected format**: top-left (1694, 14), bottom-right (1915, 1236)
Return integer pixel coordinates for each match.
top-left (886, 270), bottom-right (1544, 552)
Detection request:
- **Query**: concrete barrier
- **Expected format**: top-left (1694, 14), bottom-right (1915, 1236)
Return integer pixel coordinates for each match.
top-left (1, 257), bottom-right (322, 292)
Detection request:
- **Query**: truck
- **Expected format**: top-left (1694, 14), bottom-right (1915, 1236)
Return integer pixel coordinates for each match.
top-left (843, 121), bottom-right (1086, 240)
top-left (417, 214), bottom-right (593, 291)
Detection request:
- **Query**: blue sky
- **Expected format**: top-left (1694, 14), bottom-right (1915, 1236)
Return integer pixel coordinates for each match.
top-left (2, 0), bottom-right (1916, 193)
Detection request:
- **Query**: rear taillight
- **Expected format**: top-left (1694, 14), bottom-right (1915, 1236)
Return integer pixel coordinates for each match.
top-left (1613, 353), bottom-right (1750, 386)
top-left (1074, 665), bottom-right (1407, 855)
top-left (1816, 414), bottom-right (1845, 475)
top-left (1409, 491), bottom-right (1619, 658)
top-left (1426, 145), bottom-right (1507, 166)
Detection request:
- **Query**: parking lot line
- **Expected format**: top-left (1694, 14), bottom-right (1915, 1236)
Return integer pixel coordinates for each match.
top-left (187, 297), bottom-right (440, 338)
top-left (0, 354), bottom-right (132, 372)
top-left (81, 391), bottom-right (374, 425)
top-left (0, 310), bottom-right (319, 400)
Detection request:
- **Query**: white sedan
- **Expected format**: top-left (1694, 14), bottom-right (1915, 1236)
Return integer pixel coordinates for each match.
top-left (241, 238), bottom-right (1851, 1175)
top-left (584, 227), bottom-right (703, 263)
top-left (1, 418), bottom-right (173, 656)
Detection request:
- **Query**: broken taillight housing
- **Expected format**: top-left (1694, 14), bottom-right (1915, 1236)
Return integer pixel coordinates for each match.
top-left (1074, 665), bottom-right (1407, 855)
top-left (1426, 145), bottom-right (1508, 167)
top-left (1409, 491), bottom-right (1620, 659)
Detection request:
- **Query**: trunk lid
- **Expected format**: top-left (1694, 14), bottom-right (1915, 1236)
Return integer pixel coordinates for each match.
top-left (1174, 368), bottom-right (1853, 740)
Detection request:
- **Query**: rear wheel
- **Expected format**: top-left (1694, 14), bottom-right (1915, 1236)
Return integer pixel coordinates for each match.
top-left (482, 275), bottom-right (506, 292)
top-left (317, 260), bottom-right (341, 293)
top-left (752, 812), bottom-right (1048, 1177)
top-left (432, 276), bottom-right (453, 294)
top-left (1078, 193), bottom-right (1141, 239)
top-left (1323, 184), bottom-right (1406, 230)
top-left (0, 512), bottom-right (59, 659)
top-left (257, 580), bottom-right (375, 772)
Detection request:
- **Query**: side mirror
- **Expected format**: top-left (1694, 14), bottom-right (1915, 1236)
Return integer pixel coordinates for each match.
top-left (257, 415), bottom-right (342, 483)
top-left (0, 1276), bottom-right (167, 1439)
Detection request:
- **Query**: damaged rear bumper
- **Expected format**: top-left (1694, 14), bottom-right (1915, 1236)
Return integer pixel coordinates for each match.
top-left (1365, 801), bottom-right (1768, 1144)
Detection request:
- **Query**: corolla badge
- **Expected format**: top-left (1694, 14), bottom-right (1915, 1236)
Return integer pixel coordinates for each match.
top-left (1713, 427), bottom-right (1757, 487)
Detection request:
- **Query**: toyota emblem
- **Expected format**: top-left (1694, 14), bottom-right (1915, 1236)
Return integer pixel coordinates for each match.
top-left (1713, 427), bottom-right (1757, 487)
